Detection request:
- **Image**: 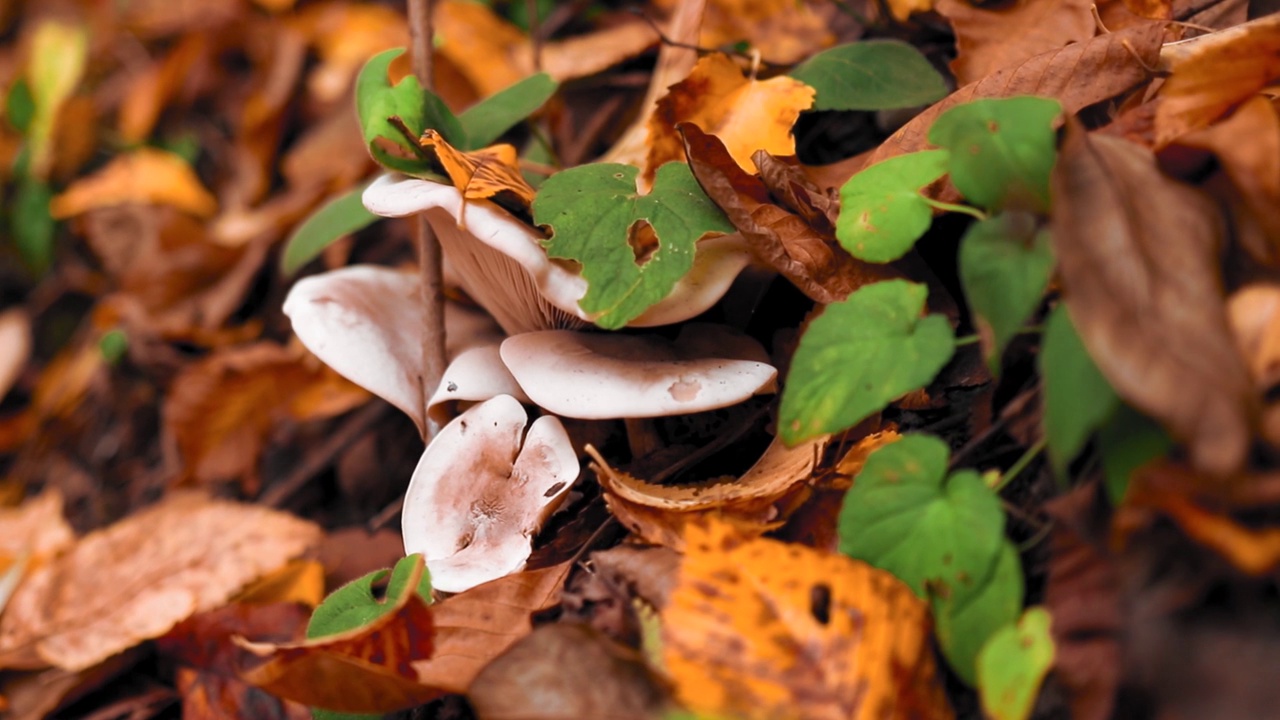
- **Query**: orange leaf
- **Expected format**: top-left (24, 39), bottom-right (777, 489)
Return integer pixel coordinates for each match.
top-left (663, 519), bottom-right (952, 720)
top-left (937, 0), bottom-right (1096, 86)
top-left (653, 0), bottom-right (836, 65)
top-left (49, 149), bottom-right (217, 219)
top-left (419, 130), bottom-right (535, 208)
top-left (646, 53), bottom-right (814, 186)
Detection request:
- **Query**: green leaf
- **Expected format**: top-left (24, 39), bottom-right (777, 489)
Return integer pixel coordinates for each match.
top-left (281, 183), bottom-right (379, 276)
top-left (779, 280), bottom-right (954, 443)
top-left (532, 162), bottom-right (734, 329)
top-left (306, 554), bottom-right (432, 641)
top-left (790, 40), bottom-right (948, 111)
top-left (1097, 404), bottom-right (1172, 505)
top-left (458, 73), bottom-right (558, 150)
top-left (935, 541), bottom-right (1024, 685)
top-left (957, 212), bottom-right (1054, 374)
top-left (976, 607), bottom-right (1055, 720)
top-left (5, 79), bottom-right (34, 132)
top-left (837, 149), bottom-right (949, 263)
top-left (12, 176), bottom-right (55, 275)
top-left (927, 96), bottom-right (1062, 213)
top-left (99, 329), bottom-right (128, 365)
top-left (838, 434), bottom-right (1006, 599)
top-left (25, 20), bottom-right (88, 180)
top-left (355, 48), bottom-right (465, 173)
top-left (1041, 305), bottom-right (1119, 476)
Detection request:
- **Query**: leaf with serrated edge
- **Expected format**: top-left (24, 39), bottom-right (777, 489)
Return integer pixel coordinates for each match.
top-left (779, 280), bottom-right (954, 443)
top-left (533, 162), bottom-right (734, 329)
top-left (837, 150), bottom-right (950, 263)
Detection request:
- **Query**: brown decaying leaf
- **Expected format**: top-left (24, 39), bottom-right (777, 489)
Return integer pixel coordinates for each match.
top-left (0, 490), bottom-right (75, 567)
top-left (0, 493), bottom-right (321, 672)
top-left (163, 342), bottom-right (368, 492)
top-left (652, 0), bottom-right (838, 65)
top-left (0, 309), bottom-right (32, 404)
top-left (682, 124), bottom-right (898, 304)
top-left (49, 149), bottom-right (218, 219)
top-left (663, 519), bottom-right (951, 720)
top-left (419, 130), bottom-right (536, 208)
top-left (937, 0), bottom-right (1096, 86)
top-left (237, 558), bottom-right (573, 711)
top-left (1050, 121), bottom-right (1255, 478)
top-left (1156, 13), bottom-right (1280, 146)
top-left (646, 53), bottom-right (814, 187)
top-left (468, 623), bottom-right (670, 720)
top-left (118, 34), bottom-right (211, 144)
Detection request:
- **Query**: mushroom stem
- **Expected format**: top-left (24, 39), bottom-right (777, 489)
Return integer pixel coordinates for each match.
top-left (407, 0), bottom-right (447, 438)
top-left (624, 417), bottom-right (663, 461)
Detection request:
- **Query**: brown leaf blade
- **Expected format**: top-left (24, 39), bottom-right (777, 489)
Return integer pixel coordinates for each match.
top-left (1050, 121), bottom-right (1255, 477)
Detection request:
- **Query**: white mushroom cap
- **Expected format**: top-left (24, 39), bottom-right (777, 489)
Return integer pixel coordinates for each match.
top-left (282, 265), bottom-right (504, 436)
top-left (363, 174), bottom-right (754, 333)
top-left (498, 324), bottom-right (777, 420)
top-left (402, 394), bottom-right (579, 593)
top-left (426, 343), bottom-right (530, 426)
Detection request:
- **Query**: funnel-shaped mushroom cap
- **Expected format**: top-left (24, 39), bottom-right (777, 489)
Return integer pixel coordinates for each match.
top-left (402, 394), bottom-right (579, 592)
top-left (283, 265), bottom-right (504, 435)
top-left (363, 174), bottom-right (753, 333)
top-left (499, 325), bottom-right (777, 419)
top-left (426, 343), bottom-right (530, 426)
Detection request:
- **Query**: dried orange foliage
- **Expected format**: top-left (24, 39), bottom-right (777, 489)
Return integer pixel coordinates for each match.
top-left (419, 130), bottom-right (536, 207)
top-left (0, 493), bottom-right (321, 672)
top-left (663, 520), bottom-right (951, 720)
top-left (0, 491), bottom-right (75, 569)
top-left (885, 0), bottom-right (936, 22)
top-left (290, 2), bottom-right (408, 103)
top-left (49, 149), bottom-right (218, 219)
top-left (646, 53), bottom-right (814, 185)
top-left (1156, 14), bottom-right (1280, 146)
top-left (164, 342), bottom-right (368, 491)
top-left (233, 559), bottom-right (327, 606)
top-left (937, 0), bottom-right (1095, 86)
top-left (118, 35), bottom-right (209, 143)
top-left (654, 0), bottom-right (835, 64)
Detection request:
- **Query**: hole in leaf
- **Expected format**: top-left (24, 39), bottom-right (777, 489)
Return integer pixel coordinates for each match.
top-left (810, 583), bottom-right (831, 625)
top-left (626, 220), bottom-right (659, 267)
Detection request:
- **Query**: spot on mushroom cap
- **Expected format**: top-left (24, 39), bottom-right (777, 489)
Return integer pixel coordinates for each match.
top-left (499, 326), bottom-right (777, 420)
top-left (426, 344), bottom-right (530, 426)
top-left (401, 394), bottom-right (579, 593)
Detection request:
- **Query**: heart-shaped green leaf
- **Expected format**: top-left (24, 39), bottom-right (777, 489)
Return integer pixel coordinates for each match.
top-left (837, 149), bottom-right (949, 263)
top-left (790, 40), bottom-right (947, 111)
top-left (976, 607), bottom-right (1055, 720)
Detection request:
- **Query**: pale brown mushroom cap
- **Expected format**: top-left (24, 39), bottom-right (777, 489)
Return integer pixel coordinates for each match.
top-left (499, 325), bottom-right (777, 420)
top-left (401, 394), bottom-right (579, 593)
top-left (426, 343), bottom-right (530, 426)
top-left (283, 265), bottom-right (503, 435)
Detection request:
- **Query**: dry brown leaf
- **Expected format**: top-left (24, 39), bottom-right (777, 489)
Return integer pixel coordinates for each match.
top-left (833, 429), bottom-right (903, 481)
top-left (50, 149), bottom-right (217, 219)
top-left (885, 0), bottom-right (936, 21)
top-left (1227, 283), bottom-right (1280, 390)
top-left (540, 19), bottom-right (661, 85)
top-left (0, 493), bottom-right (321, 672)
top-left (683, 124), bottom-right (898, 304)
top-left (653, 0), bottom-right (836, 64)
top-left (646, 53), bottom-right (814, 186)
top-left (118, 34), bottom-right (211, 144)
top-left (232, 559), bottom-right (326, 607)
top-left (419, 130), bottom-right (536, 208)
top-left (0, 309), bottom-right (31, 403)
top-left (1050, 121), bottom-right (1255, 478)
top-left (663, 519), bottom-right (951, 720)
top-left (937, 0), bottom-right (1096, 86)
top-left (291, 2), bottom-right (409, 103)
top-left (1156, 13), bottom-right (1280, 146)
top-left (163, 343), bottom-right (369, 492)
top-left (0, 491), bottom-right (75, 569)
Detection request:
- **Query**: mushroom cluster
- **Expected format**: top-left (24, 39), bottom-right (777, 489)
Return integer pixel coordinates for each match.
top-left (284, 174), bottom-right (775, 592)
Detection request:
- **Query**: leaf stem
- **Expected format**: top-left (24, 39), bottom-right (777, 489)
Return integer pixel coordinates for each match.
top-left (993, 437), bottom-right (1047, 493)
top-left (955, 334), bottom-right (981, 347)
top-left (922, 197), bottom-right (987, 221)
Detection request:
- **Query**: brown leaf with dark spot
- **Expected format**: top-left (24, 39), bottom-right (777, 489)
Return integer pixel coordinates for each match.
top-left (682, 124), bottom-right (898, 304)
top-left (1050, 120), bottom-right (1255, 478)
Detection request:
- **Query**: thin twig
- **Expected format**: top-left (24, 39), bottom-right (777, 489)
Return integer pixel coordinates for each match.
top-left (407, 0), bottom-right (447, 440)
top-left (527, 0), bottom-right (542, 72)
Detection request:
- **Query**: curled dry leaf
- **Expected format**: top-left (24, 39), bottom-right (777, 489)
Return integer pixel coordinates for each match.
top-left (1156, 13), bottom-right (1280, 146)
top-left (0, 309), bottom-right (32, 403)
top-left (1050, 121), bottom-right (1255, 478)
top-left (163, 342), bottom-right (369, 492)
top-left (663, 519), bottom-right (952, 720)
top-left (0, 493), bottom-right (321, 672)
top-left (645, 53), bottom-right (815, 187)
top-left (418, 131), bottom-right (536, 209)
top-left (937, 0), bottom-right (1096, 86)
top-left (49, 149), bottom-right (217, 219)
top-left (683, 124), bottom-right (900, 304)
top-left (401, 395), bottom-right (579, 593)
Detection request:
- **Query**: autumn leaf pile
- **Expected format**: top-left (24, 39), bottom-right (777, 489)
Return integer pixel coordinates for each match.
top-left (3, 0), bottom-right (1280, 718)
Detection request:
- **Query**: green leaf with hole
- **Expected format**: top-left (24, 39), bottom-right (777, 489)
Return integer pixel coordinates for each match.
top-left (355, 48), bottom-right (464, 174)
top-left (977, 607), bottom-right (1055, 720)
top-left (790, 40), bottom-right (948, 111)
top-left (779, 280), bottom-right (954, 443)
top-left (532, 162), bottom-right (733, 329)
top-left (1041, 305), bottom-right (1119, 476)
top-left (281, 183), bottom-right (379, 276)
top-left (1097, 404), bottom-right (1172, 505)
top-left (935, 540), bottom-right (1024, 686)
top-left (307, 554), bottom-right (432, 640)
top-left (958, 211), bottom-right (1054, 374)
top-left (928, 97), bottom-right (1061, 212)
top-left (459, 73), bottom-right (558, 149)
top-left (838, 434), bottom-right (1006, 601)
top-left (837, 149), bottom-right (949, 263)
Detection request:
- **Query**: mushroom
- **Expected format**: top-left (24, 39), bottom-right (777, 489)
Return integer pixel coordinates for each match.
top-left (401, 394), bottom-right (578, 592)
top-left (282, 264), bottom-right (504, 437)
